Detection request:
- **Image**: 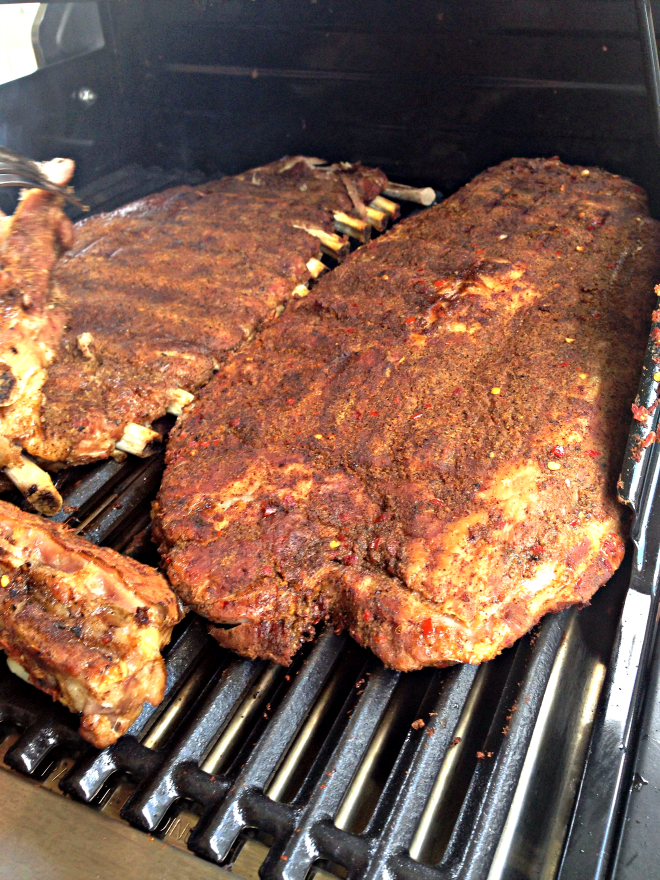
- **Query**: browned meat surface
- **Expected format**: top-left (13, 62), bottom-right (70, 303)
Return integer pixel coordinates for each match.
top-left (0, 188), bottom-right (73, 512)
top-left (154, 157), bottom-right (660, 671)
top-left (20, 157), bottom-right (387, 466)
top-left (0, 500), bottom-right (182, 746)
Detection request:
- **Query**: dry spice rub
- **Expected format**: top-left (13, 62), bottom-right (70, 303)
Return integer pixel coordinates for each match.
top-left (155, 157), bottom-right (660, 671)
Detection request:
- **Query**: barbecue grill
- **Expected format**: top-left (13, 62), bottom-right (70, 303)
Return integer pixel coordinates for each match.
top-left (2, 3), bottom-right (660, 879)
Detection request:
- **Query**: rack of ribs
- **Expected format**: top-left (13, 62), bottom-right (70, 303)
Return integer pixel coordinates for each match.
top-left (16, 157), bottom-right (389, 478)
top-left (154, 157), bottom-right (660, 671)
top-left (0, 500), bottom-right (182, 746)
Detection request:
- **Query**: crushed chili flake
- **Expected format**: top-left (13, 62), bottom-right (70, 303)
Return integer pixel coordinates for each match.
top-left (369, 410), bottom-right (380, 416)
top-left (569, 518), bottom-right (579, 527)
top-left (200, 440), bottom-right (209, 447)
top-left (344, 554), bottom-right (358, 566)
top-left (592, 312), bottom-right (601, 319)
top-left (345, 327), bottom-right (356, 334)
top-left (423, 402), bottom-right (432, 409)
top-left (374, 512), bottom-right (390, 523)
top-left (405, 316), bottom-right (416, 325)
top-left (370, 536), bottom-right (382, 551)
top-left (212, 439), bottom-right (220, 446)
top-left (555, 250), bottom-right (562, 256)
top-left (229, 417), bottom-right (240, 427)
top-left (452, 387), bottom-right (462, 395)
top-left (363, 609), bottom-right (373, 622)
top-left (431, 498), bottom-right (443, 506)
top-left (552, 445), bottom-right (565, 458)
top-left (531, 543), bottom-right (543, 556)
top-left (586, 449), bottom-right (602, 458)
top-left (286, 398), bottom-right (295, 405)
top-left (179, 432), bottom-right (188, 439)
top-left (652, 327), bottom-right (660, 342)
top-left (642, 431), bottom-right (657, 449)
top-left (559, 361), bottom-right (569, 367)
top-left (632, 403), bottom-right (650, 424)
top-left (354, 410), bottom-right (362, 419)
top-left (411, 412), bottom-right (423, 420)
top-left (421, 617), bottom-right (433, 637)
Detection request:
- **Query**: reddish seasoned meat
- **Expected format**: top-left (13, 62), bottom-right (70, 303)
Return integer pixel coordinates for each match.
top-left (0, 500), bottom-right (182, 747)
top-left (154, 157), bottom-right (660, 671)
top-left (0, 186), bottom-right (73, 512)
top-left (19, 157), bottom-right (387, 466)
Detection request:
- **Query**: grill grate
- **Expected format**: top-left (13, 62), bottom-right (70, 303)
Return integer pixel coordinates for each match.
top-left (0, 166), bottom-right (644, 880)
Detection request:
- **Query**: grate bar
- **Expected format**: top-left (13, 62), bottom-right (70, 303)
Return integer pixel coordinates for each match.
top-left (262, 665), bottom-right (401, 879)
top-left (48, 458), bottom-right (129, 524)
top-left (189, 629), bottom-right (349, 864)
top-left (61, 615), bottom-right (211, 801)
top-left (121, 655), bottom-right (265, 831)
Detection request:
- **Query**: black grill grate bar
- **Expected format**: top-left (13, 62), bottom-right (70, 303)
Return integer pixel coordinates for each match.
top-left (121, 655), bottom-right (266, 831)
top-left (78, 452), bottom-right (165, 545)
top-left (443, 610), bottom-right (569, 880)
top-left (61, 615), bottom-right (211, 801)
top-left (261, 665), bottom-right (401, 880)
top-left (350, 664), bottom-right (477, 880)
top-left (48, 458), bottom-right (130, 525)
top-left (189, 629), bottom-right (349, 863)
top-left (3, 718), bottom-right (83, 776)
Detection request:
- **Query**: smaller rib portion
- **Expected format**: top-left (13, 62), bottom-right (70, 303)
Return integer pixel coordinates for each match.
top-left (0, 500), bottom-right (182, 747)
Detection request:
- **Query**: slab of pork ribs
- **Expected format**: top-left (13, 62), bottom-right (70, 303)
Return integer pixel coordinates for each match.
top-left (0, 500), bottom-right (182, 746)
top-left (19, 157), bottom-right (387, 470)
top-left (154, 157), bottom-right (660, 671)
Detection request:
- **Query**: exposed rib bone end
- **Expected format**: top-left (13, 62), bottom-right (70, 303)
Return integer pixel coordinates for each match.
top-left (383, 183), bottom-right (436, 206)
top-left (5, 455), bottom-right (62, 515)
top-left (292, 284), bottom-right (309, 299)
top-left (370, 195), bottom-right (401, 220)
top-left (334, 211), bottom-right (370, 243)
top-left (365, 206), bottom-right (388, 231)
top-left (77, 332), bottom-right (95, 360)
top-left (115, 423), bottom-right (162, 458)
top-left (6, 657), bottom-right (30, 683)
top-left (306, 257), bottom-right (328, 280)
top-left (292, 225), bottom-right (350, 260)
top-left (166, 388), bottom-right (195, 417)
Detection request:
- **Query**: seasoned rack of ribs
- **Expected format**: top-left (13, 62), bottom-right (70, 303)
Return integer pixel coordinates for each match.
top-left (11, 157), bottom-right (390, 481)
top-left (154, 157), bottom-right (660, 671)
top-left (0, 163), bottom-right (75, 514)
top-left (0, 500), bottom-right (182, 747)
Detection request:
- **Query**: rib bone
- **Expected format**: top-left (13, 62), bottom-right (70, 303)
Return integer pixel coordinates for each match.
top-left (292, 225), bottom-right (350, 260)
top-left (383, 182), bottom-right (436, 206)
top-left (166, 388), bottom-right (195, 417)
top-left (370, 194), bottom-right (401, 220)
top-left (4, 454), bottom-right (62, 515)
top-left (333, 211), bottom-right (371, 243)
top-left (306, 257), bottom-right (328, 279)
top-left (365, 206), bottom-right (388, 231)
top-left (292, 284), bottom-right (309, 299)
top-left (115, 423), bottom-right (161, 457)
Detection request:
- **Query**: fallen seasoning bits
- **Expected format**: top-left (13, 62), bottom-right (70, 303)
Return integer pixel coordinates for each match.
top-left (412, 718), bottom-right (425, 730)
top-left (547, 461), bottom-right (561, 471)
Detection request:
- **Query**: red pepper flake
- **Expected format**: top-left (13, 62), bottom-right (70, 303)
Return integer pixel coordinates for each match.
top-left (576, 576), bottom-right (583, 589)
top-left (653, 309), bottom-right (660, 323)
top-left (411, 412), bottom-right (423, 420)
top-left (531, 543), bottom-right (543, 556)
top-left (433, 279), bottom-right (448, 288)
top-left (283, 493), bottom-right (295, 506)
top-left (263, 506), bottom-right (278, 517)
top-left (337, 533), bottom-right (348, 544)
top-left (452, 387), bottom-right (462, 395)
top-left (369, 536), bottom-right (382, 551)
top-left (592, 312), bottom-right (601, 319)
top-left (179, 432), bottom-right (188, 439)
top-left (286, 398), bottom-right (295, 405)
top-left (652, 327), bottom-right (660, 343)
top-left (369, 410), bottom-right (379, 416)
top-left (354, 410), bottom-right (362, 419)
top-left (632, 403), bottom-right (650, 424)
top-left (569, 518), bottom-right (579, 527)
top-left (431, 498), bottom-right (443, 506)
top-left (423, 402), bottom-right (432, 409)
top-left (642, 431), bottom-right (657, 449)
top-left (555, 250), bottom-right (562, 256)
top-left (363, 609), bottom-right (373, 622)
top-left (552, 445), bottom-right (565, 458)
top-left (345, 327), bottom-right (356, 334)
top-left (374, 512), bottom-right (390, 523)
top-left (559, 361), bottom-right (569, 367)
top-left (475, 247), bottom-right (485, 254)
top-left (586, 449), bottom-right (602, 458)
top-left (229, 417), bottom-right (240, 427)
top-left (421, 617), bottom-right (433, 637)
top-left (405, 316), bottom-right (416, 325)
top-left (200, 440), bottom-right (209, 447)
top-left (344, 554), bottom-right (358, 566)
top-left (212, 439), bottom-right (220, 446)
